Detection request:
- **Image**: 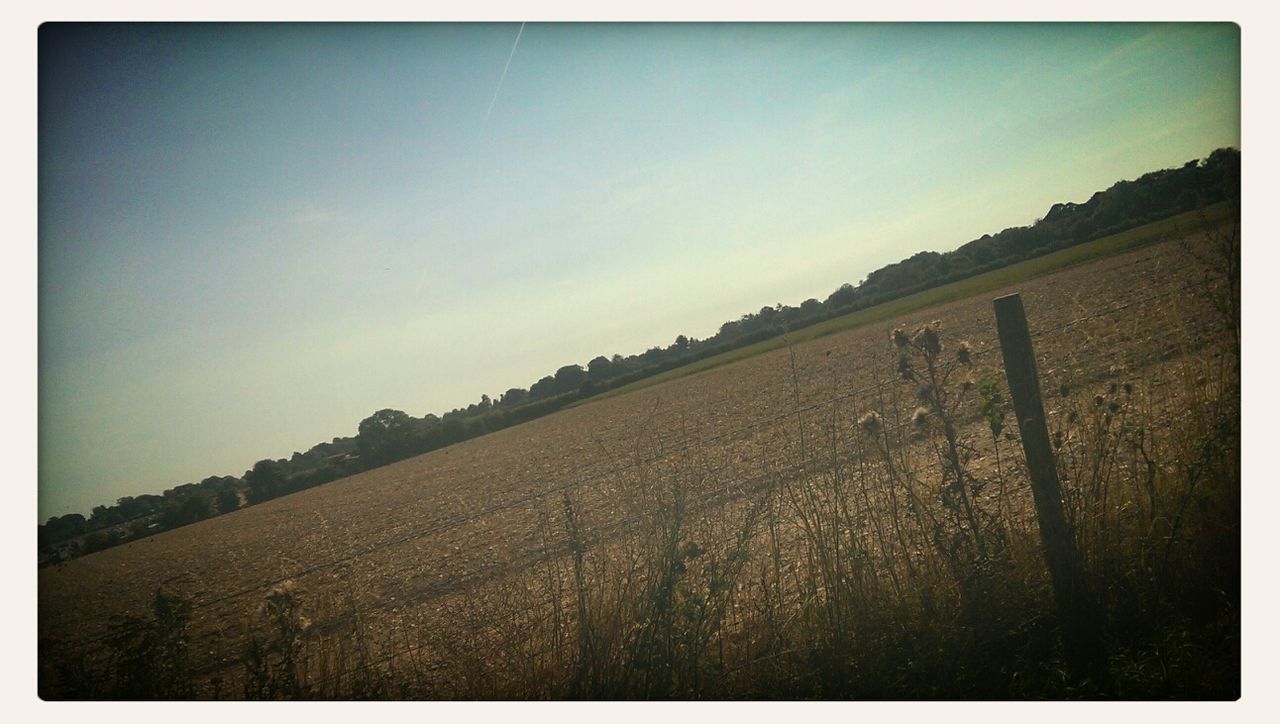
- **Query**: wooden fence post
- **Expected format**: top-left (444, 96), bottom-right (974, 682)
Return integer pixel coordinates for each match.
top-left (993, 293), bottom-right (1103, 682)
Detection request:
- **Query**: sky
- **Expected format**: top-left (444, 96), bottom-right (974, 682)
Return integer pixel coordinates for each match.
top-left (37, 22), bottom-right (1240, 521)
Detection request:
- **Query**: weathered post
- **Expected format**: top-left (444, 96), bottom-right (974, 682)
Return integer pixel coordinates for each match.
top-left (993, 293), bottom-right (1102, 682)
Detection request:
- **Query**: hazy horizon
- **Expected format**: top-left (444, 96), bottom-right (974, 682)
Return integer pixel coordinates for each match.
top-left (38, 22), bottom-right (1240, 520)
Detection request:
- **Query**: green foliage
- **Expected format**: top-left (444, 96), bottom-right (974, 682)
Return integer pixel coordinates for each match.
top-left (161, 489), bottom-right (213, 528)
top-left (244, 459), bottom-right (286, 504)
top-left (216, 487), bottom-right (241, 514)
top-left (356, 408), bottom-right (418, 466)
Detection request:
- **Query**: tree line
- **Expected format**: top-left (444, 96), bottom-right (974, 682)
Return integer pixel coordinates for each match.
top-left (38, 147), bottom-right (1240, 563)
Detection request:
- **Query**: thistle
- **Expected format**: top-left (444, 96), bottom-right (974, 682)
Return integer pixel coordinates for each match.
top-left (858, 410), bottom-right (883, 436)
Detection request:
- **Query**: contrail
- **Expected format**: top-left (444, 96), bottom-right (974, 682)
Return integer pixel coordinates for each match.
top-left (485, 21), bottom-right (525, 123)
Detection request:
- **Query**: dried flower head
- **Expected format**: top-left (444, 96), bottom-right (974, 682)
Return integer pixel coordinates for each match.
top-left (1123, 382), bottom-right (1133, 395)
top-left (956, 340), bottom-right (972, 365)
top-left (961, 377), bottom-right (975, 392)
top-left (913, 325), bottom-right (942, 356)
top-left (858, 410), bottom-right (883, 435)
top-left (1094, 394), bottom-right (1105, 407)
top-left (911, 406), bottom-right (930, 428)
top-left (891, 328), bottom-right (910, 349)
top-left (266, 580), bottom-right (296, 600)
top-left (897, 353), bottom-right (914, 381)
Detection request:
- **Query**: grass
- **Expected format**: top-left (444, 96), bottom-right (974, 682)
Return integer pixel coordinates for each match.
top-left (577, 202), bottom-right (1237, 406)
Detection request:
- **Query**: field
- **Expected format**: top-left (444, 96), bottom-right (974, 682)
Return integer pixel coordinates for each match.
top-left (38, 220), bottom-right (1240, 700)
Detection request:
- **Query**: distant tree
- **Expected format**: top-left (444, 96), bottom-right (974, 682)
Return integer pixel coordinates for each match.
top-left (244, 459), bottom-right (287, 504)
top-left (499, 388), bottom-right (528, 407)
top-left (89, 504), bottom-right (123, 529)
top-left (441, 415), bottom-right (466, 442)
top-left (39, 513), bottom-right (87, 547)
top-left (673, 335), bottom-right (690, 352)
top-left (216, 488), bottom-right (241, 515)
top-left (826, 282), bottom-right (857, 309)
top-left (587, 355), bottom-right (614, 380)
top-left (115, 495), bottom-right (161, 521)
top-left (529, 375), bottom-right (557, 400)
top-left (553, 364), bottom-right (586, 393)
top-left (356, 408), bottom-right (418, 466)
top-left (161, 490), bottom-right (213, 528)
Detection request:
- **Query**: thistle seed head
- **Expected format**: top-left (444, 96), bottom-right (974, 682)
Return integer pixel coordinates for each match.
top-left (913, 325), bottom-right (942, 356)
top-left (911, 406), bottom-right (929, 428)
top-left (858, 410), bottom-right (883, 435)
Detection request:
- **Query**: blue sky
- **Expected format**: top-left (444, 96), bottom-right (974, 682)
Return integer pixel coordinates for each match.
top-left (38, 22), bottom-right (1239, 520)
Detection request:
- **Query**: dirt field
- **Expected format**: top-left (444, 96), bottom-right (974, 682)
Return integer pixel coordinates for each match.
top-left (38, 229), bottom-right (1235, 697)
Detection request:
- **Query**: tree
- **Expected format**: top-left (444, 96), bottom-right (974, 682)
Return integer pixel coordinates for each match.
top-left (553, 364), bottom-right (586, 394)
top-left (587, 355), bottom-right (614, 380)
top-left (529, 375), bottom-right (557, 400)
top-left (216, 488), bottom-right (241, 515)
top-left (244, 459), bottom-right (286, 504)
top-left (90, 504), bottom-right (123, 529)
top-left (39, 513), bottom-right (86, 547)
top-left (826, 282), bottom-right (856, 309)
top-left (356, 408), bottom-right (418, 466)
top-left (161, 490), bottom-right (213, 528)
top-left (499, 388), bottom-right (528, 407)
